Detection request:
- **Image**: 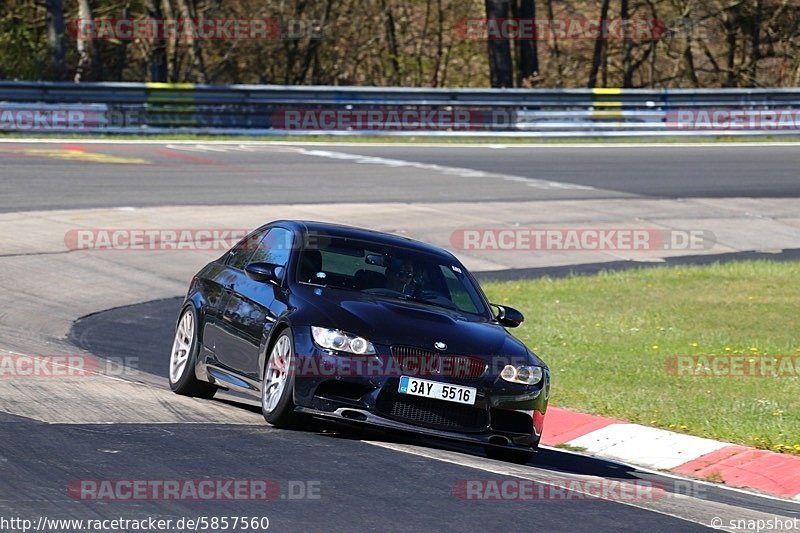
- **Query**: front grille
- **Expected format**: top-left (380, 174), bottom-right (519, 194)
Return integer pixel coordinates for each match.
top-left (376, 389), bottom-right (488, 432)
top-left (391, 346), bottom-right (487, 381)
top-left (392, 346), bottom-right (439, 376)
top-left (443, 355), bottom-right (488, 380)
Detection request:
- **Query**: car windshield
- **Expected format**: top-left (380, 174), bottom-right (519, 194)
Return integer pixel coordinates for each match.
top-left (296, 235), bottom-right (489, 316)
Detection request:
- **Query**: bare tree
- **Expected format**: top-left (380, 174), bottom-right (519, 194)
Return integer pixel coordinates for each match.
top-left (74, 0), bottom-right (95, 81)
top-left (747, 0), bottom-right (761, 86)
top-left (295, 1), bottom-right (334, 85)
top-left (432, 0), bottom-right (450, 86)
top-left (485, 0), bottom-right (513, 87)
top-left (160, 0), bottom-right (178, 81)
top-left (45, 0), bottom-right (66, 80)
top-left (621, 0), bottom-right (633, 86)
top-left (173, 0), bottom-right (207, 82)
top-left (544, 0), bottom-right (564, 86)
top-left (380, 0), bottom-right (401, 85)
top-left (144, 0), bottom-right (167, 82)
top-left (587, 0), bottom-right (610, 88)
top-left (513, 0), bottom-right (538, 86)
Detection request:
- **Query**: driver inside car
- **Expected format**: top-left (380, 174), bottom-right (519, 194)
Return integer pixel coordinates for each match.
top-left (385, 257), bottom-right (415, 293)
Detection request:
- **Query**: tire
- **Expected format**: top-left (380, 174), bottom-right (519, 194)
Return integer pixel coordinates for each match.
top-left (168, 306), bottom-right (217, 399)
top-left (261, 329), bottom-right (306, 429)
top-left (484, 447), bottom-right (536, 464)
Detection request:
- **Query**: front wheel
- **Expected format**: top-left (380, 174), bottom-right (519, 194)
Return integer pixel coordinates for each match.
top-left (169, 306), bottom-right (217, 399)
top-left (261, 329), bottom-right (305, 428)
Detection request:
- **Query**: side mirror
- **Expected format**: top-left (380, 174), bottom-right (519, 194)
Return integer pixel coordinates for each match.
top-left (493, 304), bottom-right (524, 328)
top-left (245, 262), bottom-right (283, 285)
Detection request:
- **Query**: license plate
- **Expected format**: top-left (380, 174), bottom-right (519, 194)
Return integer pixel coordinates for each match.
top-left (398, 376), bottom-right (476, 405)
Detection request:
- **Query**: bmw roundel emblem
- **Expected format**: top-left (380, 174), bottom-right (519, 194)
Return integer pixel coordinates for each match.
top-left (434, 341), bottom-right (447, 351)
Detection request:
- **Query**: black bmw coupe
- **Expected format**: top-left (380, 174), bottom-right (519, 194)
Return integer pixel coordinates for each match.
top-left (169, 220), bottom-right (549, 462)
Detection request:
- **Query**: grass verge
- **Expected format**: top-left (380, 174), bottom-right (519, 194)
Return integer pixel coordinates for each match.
top-left (482, 260), bottom-right (800, 455)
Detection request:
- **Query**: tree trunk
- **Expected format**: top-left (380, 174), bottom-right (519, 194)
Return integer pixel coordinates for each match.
top-left (683, 40), bottom-right (700, 87)
top-left (432, 0), bottom-right (445, 86)
top-left (484, 0), bottom-right (513, 87)
top-left (45, 0), bottom-right (66, 80)
top-left (160, 0), bottom-right (178, 82)
top-left (749, 0), bottom-right (761, 86)
top-left (380, 0), bottom-right (402, 85)
top-left (173, 0), bottom-right (207, 83)
top-left (545, 0), bottom-right (563, 86)
top-left (722, 11), bottom-right (737, 87)
top-left (587, 0), bottom-right (610, 88)
top-left (295, 0), bottom-right (334, 85)
top-left (513, 0), bottom-right (538, 86)
top-left (144, 0), bottom-right (167, 82)
top-left (621, 0), bottom-right (634, 87)
top-left (74, 0), bottom-right (94, 82)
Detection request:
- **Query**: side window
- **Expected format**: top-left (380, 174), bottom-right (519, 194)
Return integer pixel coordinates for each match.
top-left (226, 228), bottom-right (267, 270)
top-left (249, 227), bottom-right (293, 267)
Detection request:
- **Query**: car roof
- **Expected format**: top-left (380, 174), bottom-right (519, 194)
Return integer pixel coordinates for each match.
top-left (270, 220), bottom-right (458, 260)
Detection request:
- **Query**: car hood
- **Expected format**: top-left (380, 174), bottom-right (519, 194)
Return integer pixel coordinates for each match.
top-left (291, 285), bottom-right (542, 365)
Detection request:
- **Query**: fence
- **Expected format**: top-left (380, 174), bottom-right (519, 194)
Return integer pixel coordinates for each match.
top-left (1, 81), bottom-right (799, 136)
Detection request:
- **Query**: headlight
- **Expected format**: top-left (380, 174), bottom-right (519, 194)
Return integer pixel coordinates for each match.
top-left (500, 364), bottom-right (543, 385)
top-left (311, 327), bottom-right (376, 355)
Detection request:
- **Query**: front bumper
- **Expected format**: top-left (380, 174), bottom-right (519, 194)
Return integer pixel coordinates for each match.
top-left (295, 406), bottom-right (539, 450)
top-left (291, 328), bottom-right (549, 450)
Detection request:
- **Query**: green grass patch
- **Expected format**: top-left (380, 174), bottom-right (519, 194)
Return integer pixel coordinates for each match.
top-left (482, 260), bottom-right (800, 455)
top-left (553, 443), bottom-right (588, 453)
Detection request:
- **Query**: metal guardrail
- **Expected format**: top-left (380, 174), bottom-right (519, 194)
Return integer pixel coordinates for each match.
top-left (1, 81), bottom-right (799, 136)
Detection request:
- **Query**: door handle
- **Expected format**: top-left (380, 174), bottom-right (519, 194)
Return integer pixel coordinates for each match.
top-left (224, 283), bottom-right (234, 292)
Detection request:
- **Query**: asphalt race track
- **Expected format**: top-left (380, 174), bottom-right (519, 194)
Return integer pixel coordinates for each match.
top-left (2, 142), bottom-right (800, 213)
top-left (1, 140), bottom-right (800, 532)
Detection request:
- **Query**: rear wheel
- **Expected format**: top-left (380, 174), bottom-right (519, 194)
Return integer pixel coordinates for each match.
top-left (261, 329), bottom-right (305, 428)
top-left (484, 447), bottom-right (536, 464)
top-left (169, 306), bottom-right (217, 399)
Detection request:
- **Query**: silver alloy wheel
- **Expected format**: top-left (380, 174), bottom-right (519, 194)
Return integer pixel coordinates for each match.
top-left (262, 335), bottom-right (292, 414)
top-left (169, 310), bottom-right (194, 384)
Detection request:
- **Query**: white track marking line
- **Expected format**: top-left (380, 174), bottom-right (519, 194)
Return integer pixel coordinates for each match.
top-left (363, 440), bottom-right (799, 531)
top-left (291, 148), bottom-right (596, 191)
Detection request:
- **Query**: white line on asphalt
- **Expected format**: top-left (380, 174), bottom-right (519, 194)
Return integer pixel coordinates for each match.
top-left (290, 148), bottom-right (597, 191)
top-left (362, 440), bottom-right (798, 531)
